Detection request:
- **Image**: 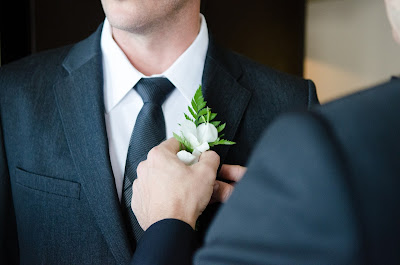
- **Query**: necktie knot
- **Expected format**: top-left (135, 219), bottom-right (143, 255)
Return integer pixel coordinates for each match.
top-left (135, 77), bottom-right (174, 105)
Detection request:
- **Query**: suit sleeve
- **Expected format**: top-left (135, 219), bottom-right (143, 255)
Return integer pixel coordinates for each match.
top-left (0, 114), bottom-right (19, 264)
top-left (130, 219), bottom-right (196, 265)
top-left (194, 113), bottom-right (359, 265)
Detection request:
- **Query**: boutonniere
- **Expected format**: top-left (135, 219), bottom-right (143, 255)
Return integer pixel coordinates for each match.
top-left (174, 85), bottom-right (235, 165)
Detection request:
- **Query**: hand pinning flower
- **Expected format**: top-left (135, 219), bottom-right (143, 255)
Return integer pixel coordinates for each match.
top-left (174, 86), bottom-right (235, 165)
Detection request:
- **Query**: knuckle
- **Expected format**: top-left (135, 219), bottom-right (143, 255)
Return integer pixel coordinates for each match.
top-left (147, 147), bottom-right (156, 158)
top-left (148, 146), bottom-right (161, 161)
top-left (131, 179), bottom-right (138, 189)
top-left (207, 151), bottom-right (220, 163)
top-left (214, 152), bottom-right (221, 164)
top-left (136, 161), bottom-right (146, 177)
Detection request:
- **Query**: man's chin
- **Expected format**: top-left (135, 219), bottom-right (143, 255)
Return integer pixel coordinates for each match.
top-left (109, 18), bottom-right (147, 34)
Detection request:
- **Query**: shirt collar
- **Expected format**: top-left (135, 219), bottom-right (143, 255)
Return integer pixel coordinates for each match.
top-left (101, 15), bottom-right (209, 113)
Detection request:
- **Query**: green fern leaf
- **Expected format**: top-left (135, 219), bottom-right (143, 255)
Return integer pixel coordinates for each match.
top-left (217, 123), bottom-right (226, 133)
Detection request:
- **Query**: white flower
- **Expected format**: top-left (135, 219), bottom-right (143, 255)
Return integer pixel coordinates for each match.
top-left (176, 120), bottom-right (218, 164)
top-left (177, 150), bottom-right (198, 165)
top-left (174, 86), bottom-right (236, 166)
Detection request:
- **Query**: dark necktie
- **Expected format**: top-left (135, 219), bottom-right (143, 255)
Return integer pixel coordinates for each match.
top-left (121, 77), bottom-right (174, 248)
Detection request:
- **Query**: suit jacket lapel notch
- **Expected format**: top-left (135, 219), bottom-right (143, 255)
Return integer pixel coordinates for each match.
top-left (202, 38), bottom-right (251, 163)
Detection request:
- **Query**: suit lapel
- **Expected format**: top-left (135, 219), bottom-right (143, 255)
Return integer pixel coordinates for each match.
top-left (53, 27), bottom-right (132, 264)
top-left (202, 38), bottom-right (251, 163)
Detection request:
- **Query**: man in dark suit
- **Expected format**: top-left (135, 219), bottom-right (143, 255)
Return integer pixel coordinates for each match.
top-left (0, 0), bottom-right (317, 264)
top-left (128, 1), bottom-right (400, 264)
top-left (129, 74), bottom-right (400, 265)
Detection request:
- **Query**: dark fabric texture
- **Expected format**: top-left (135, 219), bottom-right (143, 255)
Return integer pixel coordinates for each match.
top-left (0, 24), bottom-right (317, 264)
top-left (195, 80), bottom-right (400, 265)
top-left (121, 78), bottom-right (174, 246)
top-left (130, 219), bottom-right (196, 265)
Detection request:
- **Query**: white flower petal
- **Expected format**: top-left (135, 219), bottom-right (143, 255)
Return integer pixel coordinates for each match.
top-left (192, 149), bottom-right (201, 158)
top-left (180, 120), bottom-right (197, 138)
top-left (179, 120), bottom-right (200, 148)
top-left (185, 132), bottom-right (201, 148)
top-left (177, 150), bottom-right (198, 165)
top-left (197, 123), bottom-right (218, 143)
top-left (195, 142), bottom-right (210, 153)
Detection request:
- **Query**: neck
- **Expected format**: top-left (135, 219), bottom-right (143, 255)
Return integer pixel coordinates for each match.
top-left (111, 11), bottom-right (201, 76)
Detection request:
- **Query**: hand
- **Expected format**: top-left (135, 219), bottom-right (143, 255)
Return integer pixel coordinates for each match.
top-left (210, 164), bottom-right (247, 204)
top-left (131, 138), bottom-right (220, 230)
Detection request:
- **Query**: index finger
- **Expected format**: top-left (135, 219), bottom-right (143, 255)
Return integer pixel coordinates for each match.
top-left (219, 164), bottom-right (247, 182)
top-left (159, 137), bottom-right (181, 154)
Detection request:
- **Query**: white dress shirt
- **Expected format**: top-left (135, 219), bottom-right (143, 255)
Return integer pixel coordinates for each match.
top-left (101, 15), bottom-right (209, 200)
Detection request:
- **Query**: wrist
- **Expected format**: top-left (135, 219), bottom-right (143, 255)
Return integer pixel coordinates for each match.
top-left (155, 209), bottom-right (197, 230)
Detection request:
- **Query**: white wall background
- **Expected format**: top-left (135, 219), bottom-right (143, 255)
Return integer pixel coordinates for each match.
top-left (305, 0), bottom-right (400, 103)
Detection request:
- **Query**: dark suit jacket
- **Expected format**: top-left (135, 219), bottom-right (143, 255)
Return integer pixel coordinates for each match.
top-left (131, 80), bottom-right (400, 265)
top-left (0, 25), bottom-right (317, 264)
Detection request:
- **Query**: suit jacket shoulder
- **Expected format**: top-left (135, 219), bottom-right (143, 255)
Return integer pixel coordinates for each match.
top-left (0, 24), bottom-right (102, 99)
top-left (0, 46), bottom-right (70, 90)
top-left (313, 80), bottom-right (400, 264)
top-left (207, 39), bottom-right (318, 111)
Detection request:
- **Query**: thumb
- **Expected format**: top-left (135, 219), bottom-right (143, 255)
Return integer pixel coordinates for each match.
top-left (197, 150), bottom-right (220, 172)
